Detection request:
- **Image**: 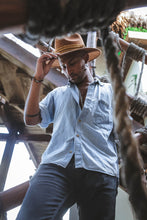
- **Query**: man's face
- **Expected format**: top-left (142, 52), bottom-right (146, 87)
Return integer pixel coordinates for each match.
top-left (60, 53), bottom-right (88, 84)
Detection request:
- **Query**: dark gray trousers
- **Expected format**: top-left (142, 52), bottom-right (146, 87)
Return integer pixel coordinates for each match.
top-left (16, 157), bottom-right (118, 220)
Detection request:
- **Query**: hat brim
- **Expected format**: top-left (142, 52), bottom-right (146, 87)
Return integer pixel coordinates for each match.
top-left (51, 47), bottom-right (101, 68)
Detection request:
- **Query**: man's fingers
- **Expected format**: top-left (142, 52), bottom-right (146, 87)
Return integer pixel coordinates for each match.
top-left (38, 53), bottom-right (58, 63)
top-left (45, 57), bottom-right (56, 65)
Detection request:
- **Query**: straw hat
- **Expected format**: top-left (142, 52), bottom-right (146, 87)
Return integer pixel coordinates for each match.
top-left (52, 33), bottom-right (101, 68)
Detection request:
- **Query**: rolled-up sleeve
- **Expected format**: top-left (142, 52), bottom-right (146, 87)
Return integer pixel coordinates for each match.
top-left (39, 92), bottom-right (55, 128)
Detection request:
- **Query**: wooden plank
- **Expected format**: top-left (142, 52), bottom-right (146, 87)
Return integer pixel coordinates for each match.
top-left (0, 133), bottom-right (51, 142)
top-left (0, 36), bottom-right (37, 75)
top-left (127, 31), bottom-right (147, 49)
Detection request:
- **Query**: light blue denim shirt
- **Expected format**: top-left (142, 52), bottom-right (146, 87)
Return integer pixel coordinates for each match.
top-left (39, 78), bottom-right (119, 177)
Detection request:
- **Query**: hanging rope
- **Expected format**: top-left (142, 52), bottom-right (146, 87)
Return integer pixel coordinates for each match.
top-left (101, 28), bottom-right (147, 220)
top-left (24, 0), bottom-right (125, 44)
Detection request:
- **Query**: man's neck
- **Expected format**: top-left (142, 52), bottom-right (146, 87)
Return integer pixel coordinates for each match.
top-left (77, 70), bottom-right (94, 89)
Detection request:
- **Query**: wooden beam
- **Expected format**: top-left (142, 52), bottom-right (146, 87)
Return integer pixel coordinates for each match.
top-left (0, 0), bottom-right (27, 30)
top-left (0, 181), bottom-right (29, 212)
top-left (0, 25), bottom-right (25, 37)
top-left (0, 35), bottom-right (68, 87)
top-left (0, 131), bottom-right (16, 191)
top-left (0, 133), bottom-right (51, 142)
top-left (0, 58), bottom-right (25, 105)
top-left (25, 142), bottom-right (40, 168)
top-left (125, 0), bottom-right (147, 10)
top-left (45, 68), bottom-right (68, 87)
top-left (0, 102), bottom-right (25, 131)
top-left (126, 31), bottom-right (147, 50)
top-left (0, 36), bottom-right (37, 75)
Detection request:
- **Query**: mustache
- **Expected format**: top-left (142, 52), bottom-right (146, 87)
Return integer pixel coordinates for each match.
top-left (70, 72), bottom-right (75, 77)
top-left (69, 73), bottom-right (79, 80)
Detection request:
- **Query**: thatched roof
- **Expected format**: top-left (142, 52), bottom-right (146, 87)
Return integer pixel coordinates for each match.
top-left (112, 9), bottom-right (147, 39)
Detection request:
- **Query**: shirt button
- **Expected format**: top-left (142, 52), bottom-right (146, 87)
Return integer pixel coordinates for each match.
top-left (69, 151), bottom-right (72, 153)
top-left (78, 119), bottom-right (81, 122)
top-left (76, 134), bottom-right (79, 137)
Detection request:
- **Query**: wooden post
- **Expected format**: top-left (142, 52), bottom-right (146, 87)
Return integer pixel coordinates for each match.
top-left (0, 130), bottom-right (16, 192)
top-left (86, 31), bottom-right (97, 77)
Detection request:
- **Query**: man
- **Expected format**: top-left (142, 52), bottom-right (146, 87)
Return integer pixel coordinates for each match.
top-left (16, 33), bottom-right (119, 220)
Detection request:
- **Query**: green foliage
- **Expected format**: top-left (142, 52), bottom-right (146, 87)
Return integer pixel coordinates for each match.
top-left (123, 26), bottom-right (147, 39)
top-left (118, 51), bottom-right (121, 56)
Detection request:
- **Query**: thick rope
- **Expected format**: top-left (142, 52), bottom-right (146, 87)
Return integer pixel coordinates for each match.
top-left (111, 11), bottom-right (147, 39)
top-left (101, 28), bottom-right (147, 220)
top-left (24, 0), bottom-right (125, 44)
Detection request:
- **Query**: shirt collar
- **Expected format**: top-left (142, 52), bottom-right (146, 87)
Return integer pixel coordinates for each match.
top-left (67, 76), bottom-right (104, 87)
top-left (93, 76), bottom-right (104, 86)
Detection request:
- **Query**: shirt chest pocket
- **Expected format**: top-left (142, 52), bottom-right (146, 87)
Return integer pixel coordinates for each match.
top-left (93, 97), bottom-right (112, 125)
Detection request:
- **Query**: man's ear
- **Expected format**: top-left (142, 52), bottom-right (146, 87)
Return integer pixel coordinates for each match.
top-left (83, 53), bottom-right (89, 63)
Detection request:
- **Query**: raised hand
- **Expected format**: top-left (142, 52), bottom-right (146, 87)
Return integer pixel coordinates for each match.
top-left (35, 52), bottom-right (58, 80)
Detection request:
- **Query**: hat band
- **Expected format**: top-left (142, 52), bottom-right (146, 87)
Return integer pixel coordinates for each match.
top-left (55, 44), bottom-right (85, 54)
